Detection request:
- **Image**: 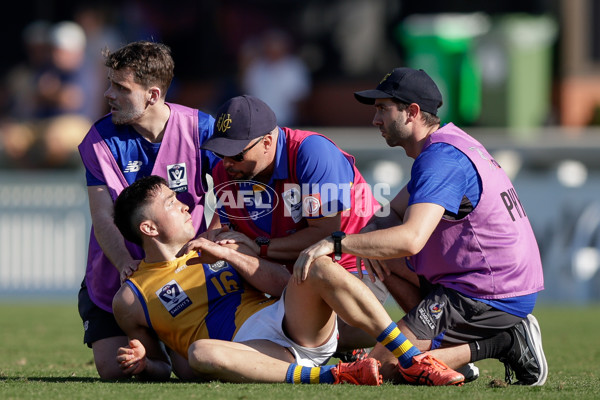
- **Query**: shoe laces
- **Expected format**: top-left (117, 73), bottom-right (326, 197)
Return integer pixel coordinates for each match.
top-left (334, 361), bottom-right (361, 385)
top-left (336, 371), bottom-right (360, 385)
top-left (419, 353), bottom-right (450, 371)
top-left (504, 362), bottom-right (515, 384)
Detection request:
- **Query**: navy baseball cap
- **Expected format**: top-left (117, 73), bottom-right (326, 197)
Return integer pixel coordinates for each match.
top-left (201, 95), bottom-right (277, 156)
top-left (354, 68), bottom-right (443, 115)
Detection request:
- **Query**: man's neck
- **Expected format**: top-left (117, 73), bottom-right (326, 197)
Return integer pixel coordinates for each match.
top-left (253, 161), bottom-right (276, 184)
top-left (133, 102), bottom-right (171, 143)
top-left (143, 241), bottom-right (182, 264)
top-left (407, 123), bottom-right (440, 159)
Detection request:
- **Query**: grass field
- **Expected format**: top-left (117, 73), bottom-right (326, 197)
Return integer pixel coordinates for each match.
top-left (1, 301), bottom-right (599, 400)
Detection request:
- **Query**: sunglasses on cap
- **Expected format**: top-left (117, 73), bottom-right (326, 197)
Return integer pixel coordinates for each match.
top-left (213, 136), bottom-right (265, 162)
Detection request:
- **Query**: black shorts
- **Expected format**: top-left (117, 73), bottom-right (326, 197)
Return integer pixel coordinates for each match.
top-left (402, 278), bottom-right (522, 349)
top-left (78, 280), bottom-right (126, 347)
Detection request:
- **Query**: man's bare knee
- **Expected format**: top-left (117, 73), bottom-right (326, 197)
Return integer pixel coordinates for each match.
top-left (305, 255), bottom-right (339, 283)
top-left (92, 337), bottom-right (131, 380)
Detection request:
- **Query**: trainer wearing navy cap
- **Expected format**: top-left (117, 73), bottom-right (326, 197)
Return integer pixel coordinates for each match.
top-left (201, 94), bottom-right (390, 357)
top-left (296, 68), bottom-right (547, 386)
top-left (354, 67), bottom-right (443, 115)
top-left (200, 94), bottom-right (379, 279)
top-left (201, 95), bottom-right (278, 159)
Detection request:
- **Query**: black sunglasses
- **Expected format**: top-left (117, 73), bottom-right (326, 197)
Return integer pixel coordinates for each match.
top-left (213, 136), bottom-right (265, 162)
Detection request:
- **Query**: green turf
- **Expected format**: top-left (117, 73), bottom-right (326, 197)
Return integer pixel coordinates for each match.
top-left (0, 302), bottom-right (598, 399)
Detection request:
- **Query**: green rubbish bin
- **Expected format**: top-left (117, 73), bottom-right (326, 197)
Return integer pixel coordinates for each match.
top-left (477, 14), bottom-right (557, 136)
top-left (397, 13), bottom-right (491, 125)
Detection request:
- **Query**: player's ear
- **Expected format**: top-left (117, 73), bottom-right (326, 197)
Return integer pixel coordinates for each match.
top-left (140, 219), bottom-right (158, 237)
top-left (147, 86), bottom-right (161, 105)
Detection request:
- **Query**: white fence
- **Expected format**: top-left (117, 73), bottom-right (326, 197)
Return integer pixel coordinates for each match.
top-left (0, 170), bottom-right (90, 296)
top-left (0, 160), bottom-right (599, 303)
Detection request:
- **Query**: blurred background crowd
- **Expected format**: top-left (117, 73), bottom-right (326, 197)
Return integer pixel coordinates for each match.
top-left (1, 0), bottom-right (594, 170)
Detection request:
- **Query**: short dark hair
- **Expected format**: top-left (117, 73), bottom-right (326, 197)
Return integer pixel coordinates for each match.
top-left (391, 98), bottom-right (440, 128)
top-left (114, 176), bottom-right (168, 246)
top-left (104, 41), bottom-right (174, 96)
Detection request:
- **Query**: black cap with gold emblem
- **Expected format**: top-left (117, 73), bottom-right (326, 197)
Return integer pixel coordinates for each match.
top-left (201, 95), bottom-right (277, 157)
top-left (354, 68), bottom-right (443, 115)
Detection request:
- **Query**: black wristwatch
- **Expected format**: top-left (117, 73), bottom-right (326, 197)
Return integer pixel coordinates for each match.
top-left (331, 231), bottom-right (346, 261)
top-left (255, 236), bottom-right (270, 257)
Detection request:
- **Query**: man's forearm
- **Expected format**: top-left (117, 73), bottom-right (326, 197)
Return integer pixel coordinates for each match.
top-left (342, 227), bottom-right (414, 260)
top-left (222, 246), bottom-right (289, 297)
top-left (88, 185), bottom-right (138, 273)
top-left (93, 216), bottom-right (137, 271)
top-left (266, 225), bottom-right (330, 260)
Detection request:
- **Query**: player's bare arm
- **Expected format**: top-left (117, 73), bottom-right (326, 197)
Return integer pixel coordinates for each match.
top-left (293, 203), bottom-right (444, 282)
top-left (88, 185), bottom-right (140, 281)
top-left (268, 212), bottom-right (342, 260)
top-left (113, 285), bottom-right (173, 380)
top-left (177, 238), bottom-right (289, 297)
top-left (345, 202), bottom-right (445, 259)
top-left (358, 186), bottom-right (410, 280)
top-left (214, 212), bottom-right (342, 261)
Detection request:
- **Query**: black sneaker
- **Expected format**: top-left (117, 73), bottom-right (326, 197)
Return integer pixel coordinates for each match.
top-left (500, 314), bottom-right (548, 386)
top-left (333, 348), bottom-right (369, 363)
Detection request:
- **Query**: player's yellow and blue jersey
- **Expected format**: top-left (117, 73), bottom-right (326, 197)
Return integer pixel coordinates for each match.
top-left (125, 252), bottom-right (277, 358)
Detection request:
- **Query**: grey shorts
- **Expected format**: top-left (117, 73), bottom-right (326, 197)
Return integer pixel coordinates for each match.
top-left (403, 278), bottom-right (522, 349)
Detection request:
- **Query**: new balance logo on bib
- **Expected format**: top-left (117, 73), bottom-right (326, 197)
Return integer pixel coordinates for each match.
top-left (124, 160), bottom-right (143, 173)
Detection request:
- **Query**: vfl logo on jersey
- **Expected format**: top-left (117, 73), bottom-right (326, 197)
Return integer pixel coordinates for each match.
top-left (429, 302), bottom-right (445, 320)
top-left (156, 280), bottom-right (192, 317)
top-left (167, 163), bottom-right (188, 193)
top-left (124, 161), bottom-right (143, 173)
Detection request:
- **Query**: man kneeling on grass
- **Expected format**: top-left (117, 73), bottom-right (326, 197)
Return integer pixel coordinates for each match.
top-left (111, 175), bottom-right (464, 386)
